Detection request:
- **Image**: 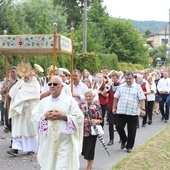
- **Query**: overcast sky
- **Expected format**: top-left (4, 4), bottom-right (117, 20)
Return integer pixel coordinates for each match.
top-left (103, 0), bottom-right (170, 22)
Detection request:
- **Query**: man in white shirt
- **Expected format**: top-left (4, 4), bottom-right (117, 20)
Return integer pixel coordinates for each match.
top-left (72, 69), bottom-right (88, 103)
top-left (157, 71), bottom-right (170, 123)
top-left (40, 69), bottom-right (71, 100)
top-left (0, 66), bottom-right (19, 133)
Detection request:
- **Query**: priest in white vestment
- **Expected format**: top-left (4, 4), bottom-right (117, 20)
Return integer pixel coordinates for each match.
top-left (32, 75), bottom-right (84, 170)
top-left (7, 74), bottom-right (40, 156)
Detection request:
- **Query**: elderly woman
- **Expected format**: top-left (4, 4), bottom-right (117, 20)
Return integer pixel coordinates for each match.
top-left (83, 78), bottom-right (99, 103)
top-left (135, 74), bottom-right (150, 127)
top-left (146, 75), bottom-right (157, 124)
top-left (151, 71), bottom-right (160, 114)
top-left (79, 89), bottom-right (103, 170)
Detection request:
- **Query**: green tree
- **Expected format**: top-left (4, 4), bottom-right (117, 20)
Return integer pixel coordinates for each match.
top-left (74, 0), bottom-right (108, 54)
top-left (13, 2), bottom-right (33, 34)
top-left (75, 52), bottom-right (100, 73)
top-left (52, 0), bottom-right (105, 28)
top-left (74, 22), bottom-right (107, 54)
top-left (21, 0), bottom-right (68, 34)
top-left (0, 0), bottom-right (68, 35)
top-left (98, 53), bottom-right (119, 70)
top-left (87, 0), bottom-right (108, 24)
top-left (0, 0), bottom-right (12, 33)
top-left (53, 0), bottom-right (83, 28)
top-left (0, 0), bottom-right (20, 34)
top-left (103, 18), bottom-right (148, 65)
top-left (144, 29), bottom-right (152, 37)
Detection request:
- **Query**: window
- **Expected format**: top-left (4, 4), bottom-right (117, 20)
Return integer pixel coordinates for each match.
top-left (161, 39), bottom-right (168, 44)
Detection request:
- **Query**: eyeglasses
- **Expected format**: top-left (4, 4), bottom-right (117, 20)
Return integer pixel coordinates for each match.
top-left (48, 83), bottom-right (59, 86)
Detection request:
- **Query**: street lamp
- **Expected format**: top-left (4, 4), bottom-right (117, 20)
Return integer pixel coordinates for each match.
top-left (156, 57), bottom-right (161, 66)
top-left (71, 27), bottom-right (74, 33)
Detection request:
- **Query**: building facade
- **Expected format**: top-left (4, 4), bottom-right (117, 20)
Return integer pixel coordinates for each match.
top-left (146, 22), bottom-right (170, 48)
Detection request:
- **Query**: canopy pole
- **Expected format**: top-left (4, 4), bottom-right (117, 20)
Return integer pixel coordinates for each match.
top-left (4, 55), bottom-right (10, 124)
top-left (70, 27), bottom-right (74, 93)
top-left (5, 55), bottom-right (8, 83)
top-left (52, 23), bottom-right (57, 75)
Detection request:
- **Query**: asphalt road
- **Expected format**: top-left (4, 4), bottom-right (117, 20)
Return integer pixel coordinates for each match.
top-left (0, 113), bottom-right (169, 170)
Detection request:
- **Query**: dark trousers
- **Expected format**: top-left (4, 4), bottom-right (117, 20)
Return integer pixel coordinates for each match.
top-left (142, 100), bottom-right (148, 125)
top-left (107, 108), bottom-right (116, 141)
top-left (116, 114), bottom-right (138, 149)
top-left (101, 103), bottom-right (108, 127)
top-left (159, 94), bottom-right (169, 120)
top-left (147, 101), bottom-right (154, 121)
top-left (1, 101), bottom-right (5, 123)
top-left (4, 108), bottom-right (12, 132)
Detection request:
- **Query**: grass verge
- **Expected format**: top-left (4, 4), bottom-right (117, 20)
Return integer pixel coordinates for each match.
top-left (112, 125), bottom-right (170, 170)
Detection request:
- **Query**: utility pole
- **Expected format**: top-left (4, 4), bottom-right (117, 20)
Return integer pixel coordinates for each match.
top-left (83, 0), bottom-right (87, 52)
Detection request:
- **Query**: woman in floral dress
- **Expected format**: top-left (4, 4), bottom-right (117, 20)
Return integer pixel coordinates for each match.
top-left (79, 89), bottom-right (103, 170)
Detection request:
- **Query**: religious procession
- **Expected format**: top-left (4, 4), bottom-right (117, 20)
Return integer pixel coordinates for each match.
top-left (0, 60), bottom-right (170, 170)
top-left (0, 28), bottom-right (170, 170)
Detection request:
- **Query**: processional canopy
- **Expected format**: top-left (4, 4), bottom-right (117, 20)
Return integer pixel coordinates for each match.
top-left (0, 34), bottom-right (72, 55)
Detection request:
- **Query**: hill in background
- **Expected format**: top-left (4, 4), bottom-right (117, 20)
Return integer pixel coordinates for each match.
top-left (131, 20), bottom-right (168, 34)
top-left (112, 18), bottom-right (167, 34)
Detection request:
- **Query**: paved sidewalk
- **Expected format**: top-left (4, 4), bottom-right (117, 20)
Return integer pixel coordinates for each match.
top-left (0, 114), bottom-right (169, 170)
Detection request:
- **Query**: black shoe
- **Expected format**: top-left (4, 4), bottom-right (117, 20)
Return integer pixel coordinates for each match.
top-left (0, 122), bottom-right (4, 125)
top-left (121, 142), bottom-right (126, 149)
top-left (27, 151), bottom-right (35, 155)
top-left (141, 124), bottom-right (146, 127)
top-left (127, 148), bottom-right (132, 153)
top-left (107, 140), bottom-right (113, 146)
top-left (148, 120), bottom-right (152, 125)
top-left (4, 127), bottom-right (10, 133)
top-left (7, 149), bottom-right (18, 156)
top-left (164, 120), bottom-right (168, 123)
top-left (161, 117), bottom-right (165, 121)
top-left (9, 139), bottom-right (13, 148)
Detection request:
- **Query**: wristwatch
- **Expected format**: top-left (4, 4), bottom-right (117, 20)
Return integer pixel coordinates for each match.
top-left (141, 108), bottom-right (145, 111)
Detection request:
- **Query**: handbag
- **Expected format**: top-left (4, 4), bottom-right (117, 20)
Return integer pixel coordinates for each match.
top-left (91, 124), bottom-right (104, 135)
top-left (85, 104), bottom-right (104, 135)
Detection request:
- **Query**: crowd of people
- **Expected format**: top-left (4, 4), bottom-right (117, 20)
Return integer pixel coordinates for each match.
top-left (0, 63), bottom-right (169, 170)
